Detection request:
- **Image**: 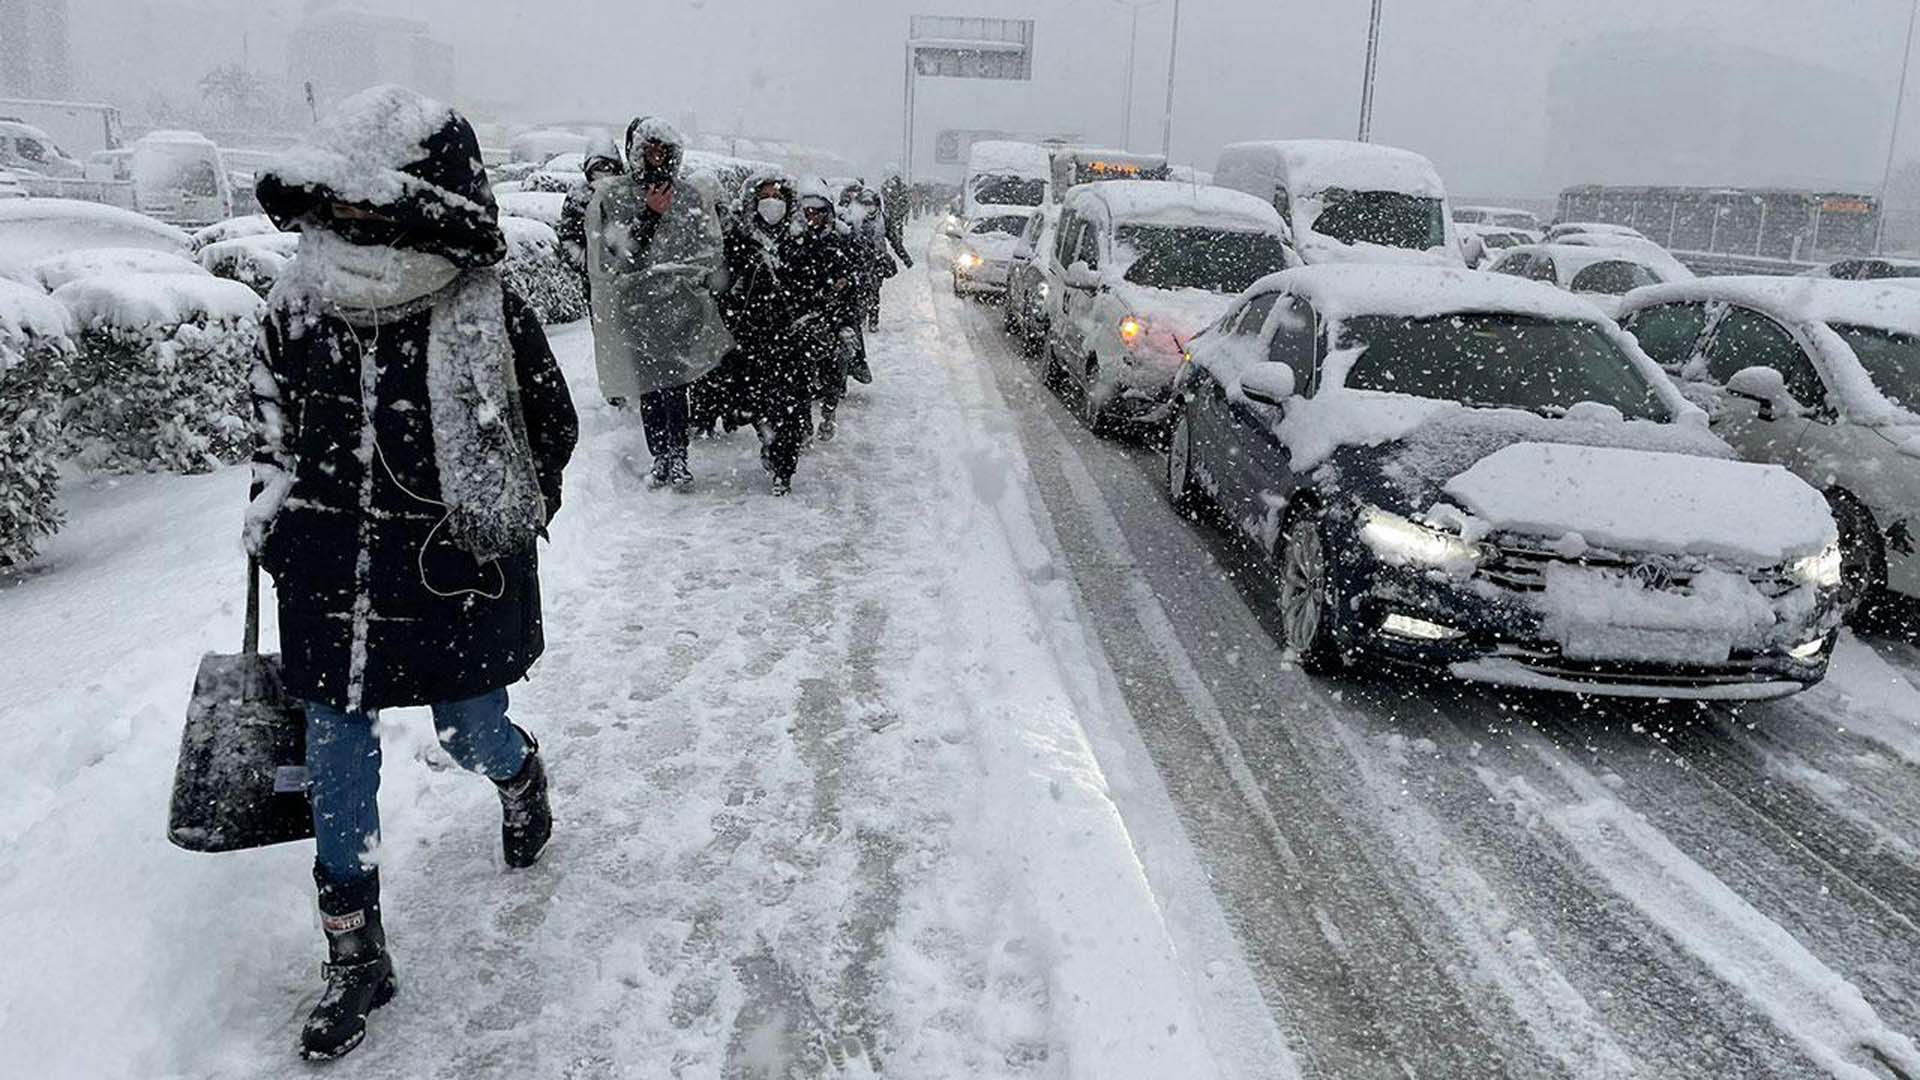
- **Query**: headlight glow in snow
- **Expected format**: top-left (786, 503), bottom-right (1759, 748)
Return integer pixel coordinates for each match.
top-left (955, 251), bottom-right (983, 270)
top-left (1358, 507), bottom-right (1485, 572)
top-left (1118, 315), bottom-right (1146, 347)
top-left (1792, 542), bottom-right (1843, 588)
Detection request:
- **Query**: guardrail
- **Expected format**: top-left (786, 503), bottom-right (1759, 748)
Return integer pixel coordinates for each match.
top-left (20, 176), bottom-right (137, 209)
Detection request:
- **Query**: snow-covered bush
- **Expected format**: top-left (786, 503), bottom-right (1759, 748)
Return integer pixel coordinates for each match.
top-left (522, 169), bottom-right (584, 195)
top-left (198, 233), bottom-right (299, 298)
top-left (33, 247), bottom-right (211, 292)
top-left (0, 282), bottom-right (76, 566)
top-left (53, 273), bottom-right (265, 474)
top-left (500, 215), bottom-right (585, 324)
top-left (188, 214), bottom-right (278, 253)
top-left (495, 190), bottom-right (566, 229)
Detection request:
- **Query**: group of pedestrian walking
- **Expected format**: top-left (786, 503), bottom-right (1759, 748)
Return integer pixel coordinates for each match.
top-left (234, 85), bottom-right (918, 1062)
top-left (570, 118), bottom-right (912, 495)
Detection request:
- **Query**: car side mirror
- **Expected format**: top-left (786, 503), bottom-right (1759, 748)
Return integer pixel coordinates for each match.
top-left (1063, 261), bottom-right (1099, 289)
top-left (1237, 362), bottom-right (1296, 408)
top-left (1726, 365), bottom-right (1795, 421)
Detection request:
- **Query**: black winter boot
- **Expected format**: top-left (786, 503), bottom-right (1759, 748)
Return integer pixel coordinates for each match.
top-left (300, 865), bottom-right (397, 1062)
top-left (495, 726), bottom-right (552, 869)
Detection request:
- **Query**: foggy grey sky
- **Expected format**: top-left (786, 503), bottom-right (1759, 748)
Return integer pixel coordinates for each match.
top-left (68, 0), bottom-right (1920, 195)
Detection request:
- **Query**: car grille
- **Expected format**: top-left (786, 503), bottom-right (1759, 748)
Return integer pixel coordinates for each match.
top-left (1479, 539), bottom-right (1798, 599)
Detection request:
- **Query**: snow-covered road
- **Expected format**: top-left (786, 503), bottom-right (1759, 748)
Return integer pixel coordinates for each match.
top-left (937, 252), bottom-right (1920, 1079)
top-left (4, 228), bottom-right (1920, 1078)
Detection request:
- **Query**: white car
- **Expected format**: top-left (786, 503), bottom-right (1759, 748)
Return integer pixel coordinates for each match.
top-left (1485, 242), bottom-right (1687, 318)
top-left (1551, 232), bottom-right (1695, 283)
top-left (1803, 256), bottom-right (1920, 282)
top-left (1042, 181), bottom-right (1289, 430)
top-left (1453, 204), bottom-right (1542, 236)
top-left (1213, 139), bottom-right (1464, 267)
top-left (1617, 277), bottom-right (1920, 620)
top-left (952, 211), bottom-right (1038, 297)
top-left (0, 198), bottom-right (190, 264)
top-left (1546, 221), bottom-right (1647, 242)
top-left (1003, 206), bottom-right (1059, 355)
top-left (1457, 223), bottom-right (1535, 268)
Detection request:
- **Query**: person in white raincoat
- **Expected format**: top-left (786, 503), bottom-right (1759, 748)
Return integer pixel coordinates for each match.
top-left (587, 116), bottom-right (732, 489)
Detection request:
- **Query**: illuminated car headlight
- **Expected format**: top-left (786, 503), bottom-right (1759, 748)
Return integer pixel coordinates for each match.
top-left (955, 250), bottom-right (983, 271)
top-left (1791, 542), bottom-right (1843, 589)
top-left (1358, 507), bottom-right (1486, 572)
top-left (1034, 280), bottom-right (1049, 301)
top-left (1118, 315), bottom-right (1147, 347)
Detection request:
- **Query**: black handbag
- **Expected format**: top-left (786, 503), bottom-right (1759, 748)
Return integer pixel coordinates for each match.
top-left (167, 558), bottom-right (315, 852)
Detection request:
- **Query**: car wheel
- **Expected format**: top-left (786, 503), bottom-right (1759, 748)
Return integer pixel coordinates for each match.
top-left (950, 274), bottom-right (962, 297)
top-left (1166, 410), bottom-right (1210, 516)
top-left (1002, 296), bottom-right (1017, 333)
top-left (1278, 510), bottom-right (1346, 674)
top-left (1830, 492), bottom-right (1890, 626)
top-left (1042, 339), bottom-right (1068, 391)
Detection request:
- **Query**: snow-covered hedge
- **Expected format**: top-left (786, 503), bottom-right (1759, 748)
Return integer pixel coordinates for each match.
top-left (0, 282), bottom-right (76, 566)
top-left (53, 273), bottom-right (266, 474)
top-left (500, 216), bottom-right (585, 324)
top-left (522, 169), bottom-right (584, 195)
top-left (198, 233), bottom-right (300, 298)
top-left (188, 214), bottom-right (278, 253)
top-left (33, 247), bottom-right (211, 292)
top-left (495, 191), bottom-right (565, 229)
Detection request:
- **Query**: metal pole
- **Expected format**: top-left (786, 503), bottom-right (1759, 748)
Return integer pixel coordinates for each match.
top-left (1121, 4), bottom-right (1140, 150)
top-left (1357, 0), bottom-right (1384, 142)
top-left (1877, 0), bottom-right (1920, 254)
top-left (903, 37), bottom-right (917, 185)
top-left (1159, 0), bottom-right (1184, 157)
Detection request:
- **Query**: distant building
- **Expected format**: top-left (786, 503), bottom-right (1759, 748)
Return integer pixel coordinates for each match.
top-left (0, 0), bottom-right (73, 98)
top-left (1547, 31), bottom-right (1881, 193)
top-left (288, 4), bottom-right (454, 109)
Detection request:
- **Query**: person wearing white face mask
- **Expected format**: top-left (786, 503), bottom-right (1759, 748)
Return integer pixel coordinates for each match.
top-left (248, 85), bottom-right (578, 1062)
top-left (719, 173), bottom-right (814, 494)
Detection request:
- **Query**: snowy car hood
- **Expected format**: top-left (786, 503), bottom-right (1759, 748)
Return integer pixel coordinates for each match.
top-left (1112, 282), bottom-right (1235, 344)
top-left (1442, 442), bottom-right (1834, 565)
top-left (965, 232), bottom-right (1024, 262)
top-left (1871, 424), bottom-right (1920, 460)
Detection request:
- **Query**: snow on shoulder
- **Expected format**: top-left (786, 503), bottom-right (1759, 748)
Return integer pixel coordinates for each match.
top-left (1444, 443), bottom-right (1834, 564)
top-left (263, 84), bottom-right (460, 209)
top-left (1073, 180), bottom-right (1282, 232)
top-left (53, 272), bottom-right (264, 330)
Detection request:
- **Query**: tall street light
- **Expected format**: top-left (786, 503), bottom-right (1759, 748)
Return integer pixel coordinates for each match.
top-left (1357, 0), bottom-right (1385, 142)
top-left (1115, 0), bottom-right (1162, 150)
top-left (1877, 0), bottom-right (1920, 254)
top-left (1160, 0), bottom-right (1185, 158)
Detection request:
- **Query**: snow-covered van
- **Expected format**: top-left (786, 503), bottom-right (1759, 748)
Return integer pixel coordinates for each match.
top-left (1213, 139), bottom-right (1463, 267)
top-left (1169, 265), bottom-right (1842, 698)
top-left (1617, 277), bottom-right (1920, 622)
top-left (1042, 181), bottom-right (1289, 430)
top-left (128, 131), bottom-right (232, 228)
top-left (964, 140), bottom-right (1050, 219)
top-left (0, 120), bottom-right (84, 179)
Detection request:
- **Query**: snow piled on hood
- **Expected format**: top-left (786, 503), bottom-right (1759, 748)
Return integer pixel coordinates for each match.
top-left (264, 84), bottom-right (458, 210)
top-left (52, 272), bottom-right (264, 330)
top-left (1443, 442), bottom-right (1833, 564)
top-left (1270, 264), bottom-right (1613, 325)
top-left (32, 247), bottom-right (210, 292)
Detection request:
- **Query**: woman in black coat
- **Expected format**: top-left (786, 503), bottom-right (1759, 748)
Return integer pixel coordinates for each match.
top-left (720, 172), bottom-right (814, 493)
top-left (247, 86), bottom-right (578, 1062)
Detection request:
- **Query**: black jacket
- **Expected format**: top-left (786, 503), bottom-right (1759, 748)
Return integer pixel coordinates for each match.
top-left (721, 218), bottom-right (800, 347)
top-left (252, 293), bottom-right (576, 711)
top-left (785, 226), bottom-right (860, 340)
top-left (250, 89), bottom-right (578, 711)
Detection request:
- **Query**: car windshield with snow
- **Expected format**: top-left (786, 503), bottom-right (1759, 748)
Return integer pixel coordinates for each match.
top-left (1040, 181), bottom-right (1288, 431)
top-left (1617, 276), bottom-right (1920, 621)
top-left (951, 211), bottom-right (1040, 297)
top-left (1213, 139), bottom-right (1465, 267)
top-left (1168, 265), bottom-right (1842, 700)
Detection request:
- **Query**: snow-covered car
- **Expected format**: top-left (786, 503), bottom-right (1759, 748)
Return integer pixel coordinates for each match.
top-left (1553, 232), bottom-right (1695, 283)
top-left (128, 131), bottom-right (233, 227)
top-left (1546, 221), bottom-right (1646, 242)
top-left (31, 246), bottom-right (210, 292)
top-left (0, 120), bottom-right (85, 179)
top-left (0, 169), bottom-right (28, 199)
top-left (1043, 181), bottom-right (1289, 431)
top-left (1453, 204), bottom-right (1542, 236)
top-left (1617, 277), bottom-right (1920, 621)
top-left (951, 210), bottom-right (1038, 298)
top-left (1803, 256), bottom-right (1920, 281)
top-left (0, 198), bottom-right (189, 264)
top-left (1212, 139), bottom-right (1464, 267)
top-left (1003, 205), bottom-right (1058, 355)
top-left (1484, 242), bottom-right (1687, 318)
top-left (1167, 265), bottom-right (1842, 699)
top-left (1457, 223), bottom-right (1534, 268)
top-left (965, 140), bottom-right (1050, 219)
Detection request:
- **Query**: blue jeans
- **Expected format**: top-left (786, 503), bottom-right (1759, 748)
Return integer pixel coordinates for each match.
top-left (306, 688), bottom-right (530, 882)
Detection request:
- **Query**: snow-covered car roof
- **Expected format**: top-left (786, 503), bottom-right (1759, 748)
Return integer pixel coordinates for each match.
top-left (1623, 276), bottom-right (1920, 338)
top-left (1454, 204), bottom-right (1536, 220)
top-left (1064, 180), bottom-right (1282, 232)
top-left (134, 129), bottom-right (218, 148)
top-left (1553, 234), bottom-right (1694, 280)
top-left (1548, 222), bottom-right (1645, 239)
top-left (0, 198), bottom-right (190, 263)
top-left (966, 140), bottom-right (1049, 177)
top-left (1257, 264), bottom-right (1613, 325)
top-left (1217, 139), bottom-right (1445, 197)
top-left (1803, 256), bottom-right (1920, 278)
top-left (1619, 276), bottom-right (1920, 426)
top-left (1493, 243), bottom-right (1685, 282)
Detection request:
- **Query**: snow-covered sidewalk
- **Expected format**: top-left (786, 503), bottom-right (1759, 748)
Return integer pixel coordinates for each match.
top-left (0, 251), bottom-right (1231, 1076)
